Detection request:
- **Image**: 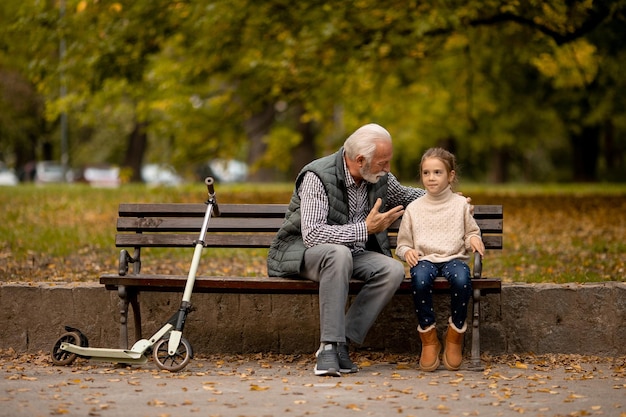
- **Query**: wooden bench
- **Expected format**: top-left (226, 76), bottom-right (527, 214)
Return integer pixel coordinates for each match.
top-left (100, 202), bottom-right (502, 370)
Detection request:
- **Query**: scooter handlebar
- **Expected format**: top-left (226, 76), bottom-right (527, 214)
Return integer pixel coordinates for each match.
top-left (204, 177), bottom-right (220, 216)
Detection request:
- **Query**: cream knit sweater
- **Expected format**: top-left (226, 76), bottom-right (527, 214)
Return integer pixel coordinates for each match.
top-left (395, 186), bottom-right (482, 264)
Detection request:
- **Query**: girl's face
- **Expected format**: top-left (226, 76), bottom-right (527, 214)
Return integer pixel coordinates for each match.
top-left (421, 157), bottom-right (455, 195)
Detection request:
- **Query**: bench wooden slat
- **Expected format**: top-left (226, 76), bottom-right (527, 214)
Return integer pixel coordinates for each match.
top-left (116, 216), bottom-right (502, 234)
top-left (389, 217), bottom-right (501, 233)
top-left (115, 233), bottom-right (278, 248)
top-left (387, 234), bottom-right (502, 249)
top-left (116, 233), bottom-right (503, 250)
top-left (472, 205), bottom-right (503, 216)
top-left (100, 274), bottom-right (502, 295)
top-left (119, 203), bottom-right (289, 218)
top-left (119, 203), bottom-right (502, 219)
top-left (480, 235), bottom-right (502, 250)
top-left (116, 217), bottom-right (286, 232)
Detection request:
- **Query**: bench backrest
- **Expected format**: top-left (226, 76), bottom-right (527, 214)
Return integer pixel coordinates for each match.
top-left (116, 203), bottom-right (503, 251)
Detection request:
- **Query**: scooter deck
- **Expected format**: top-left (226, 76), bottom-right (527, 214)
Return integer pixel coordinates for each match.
top-left (60, 343), bottom-right (148, 364)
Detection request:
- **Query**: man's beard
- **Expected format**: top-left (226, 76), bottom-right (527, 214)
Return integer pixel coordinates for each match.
top-left (360, 161), bottom-right (385, 183)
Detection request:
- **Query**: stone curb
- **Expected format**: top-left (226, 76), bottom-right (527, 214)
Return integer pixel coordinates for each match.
top-left (1, 282), bottom-right (624, 356)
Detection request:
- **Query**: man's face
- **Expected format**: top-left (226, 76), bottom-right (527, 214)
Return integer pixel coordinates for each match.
top-left (360, 141), bottom-right (392, 183)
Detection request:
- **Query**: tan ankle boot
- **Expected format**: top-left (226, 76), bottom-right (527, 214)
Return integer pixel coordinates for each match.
top-left (442, 317), bottom-right (467, 371)
top-left (418, 324), bottom-right (441, 372)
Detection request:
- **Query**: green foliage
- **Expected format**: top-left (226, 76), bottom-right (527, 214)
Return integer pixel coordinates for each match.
top-left (0, 0), bottom-right (625, 182)
top-left (261, 126), bottom-right (302, 173)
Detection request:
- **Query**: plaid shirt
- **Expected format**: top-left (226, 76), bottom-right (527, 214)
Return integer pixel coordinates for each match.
top-left (299, 155), bottom-right (425, 252)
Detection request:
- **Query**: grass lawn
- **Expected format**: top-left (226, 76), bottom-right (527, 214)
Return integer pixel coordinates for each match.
top-left (1, 182), bottom-right (625, 284)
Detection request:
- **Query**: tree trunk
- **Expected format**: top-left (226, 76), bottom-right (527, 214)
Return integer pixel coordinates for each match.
top-left (244, 104), bottom-right (277, 182)
top-left (123, 120), bottom-right (148, 182)
top-left (570, 125), bottom-right (600, 182)
top-left (290, 105), bottom-right (317, 178)
top-left (488, 148), bottom-right (509, 183)
top-left (601, 120), bottom-right (624, 180)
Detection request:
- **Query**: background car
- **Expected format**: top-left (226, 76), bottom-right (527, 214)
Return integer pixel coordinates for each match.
top-left (0, 162), bottom-right (19, 186)
top-left (196, 159), bottom-right (248, 183)
top-left (34, 161), bottom-right (73, 183)
top-left (141, 164), bottom-right (184, 186)
top-left (80, 165), bottom-right (121, 188)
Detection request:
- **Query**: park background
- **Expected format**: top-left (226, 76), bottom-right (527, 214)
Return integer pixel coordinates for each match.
top-left (0, 1), bottom-right (625, 285)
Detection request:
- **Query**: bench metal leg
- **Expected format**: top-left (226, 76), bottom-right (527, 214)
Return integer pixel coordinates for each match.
top-left (467, 288), bottom-right (484, 371)
top-left (129, 291), bottom-right (142, 342)
top-left (117, 286), bottom-right (130, 349)
top-left (116, 286), bottom-right (142, 349)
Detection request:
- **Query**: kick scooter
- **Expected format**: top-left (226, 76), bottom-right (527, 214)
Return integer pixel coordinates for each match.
top-left (50, 177), bottom-right (220, 372)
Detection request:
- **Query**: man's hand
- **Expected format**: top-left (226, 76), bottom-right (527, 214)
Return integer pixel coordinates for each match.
top-left (457, 191), bottom-right (474, 214)
top-left (366, 198), bottom-right (404, 234)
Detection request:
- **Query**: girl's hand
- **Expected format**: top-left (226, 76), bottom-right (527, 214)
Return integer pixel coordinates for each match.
top-left (470, 236), bottom-right (485, 256)
top-left (405, 249), bottom-right (419, 267)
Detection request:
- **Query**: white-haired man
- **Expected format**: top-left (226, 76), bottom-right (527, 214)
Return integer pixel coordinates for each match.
top-left (267, 123), bottom-right (426, 376)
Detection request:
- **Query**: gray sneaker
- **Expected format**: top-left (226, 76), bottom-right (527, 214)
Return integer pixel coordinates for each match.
top-left (314, 343), bottom-right (341, 377)
top-left (337, 343), bottom-right (358, 373)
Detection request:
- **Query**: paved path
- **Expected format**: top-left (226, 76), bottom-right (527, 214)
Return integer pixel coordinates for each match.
top-left (1, 350), bottom-right (624, 417)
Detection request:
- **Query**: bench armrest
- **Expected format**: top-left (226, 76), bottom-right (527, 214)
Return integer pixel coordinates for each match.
top-left (472, 251), bottom-right (483, 279)
top-left (119, 249), bottom-right (140, 276)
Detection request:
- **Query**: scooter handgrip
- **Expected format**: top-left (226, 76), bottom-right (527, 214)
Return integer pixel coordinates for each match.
top-left (205, 177), bottom-right (215, 194)
top-left (204, 177), bottom-right (220, 216)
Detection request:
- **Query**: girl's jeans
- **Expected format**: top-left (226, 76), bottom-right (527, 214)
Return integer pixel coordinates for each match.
top-left (410, 259), bottom-right (472, 330)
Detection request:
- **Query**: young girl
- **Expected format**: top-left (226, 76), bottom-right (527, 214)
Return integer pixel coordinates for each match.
top-left (395, 148), bottom-right (485, 371)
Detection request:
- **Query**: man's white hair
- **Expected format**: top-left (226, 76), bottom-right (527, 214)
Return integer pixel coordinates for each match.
top-left (343, 123), bottom-right (392, 161)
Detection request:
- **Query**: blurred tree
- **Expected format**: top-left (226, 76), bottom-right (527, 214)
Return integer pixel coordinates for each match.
top-left (0, 68), bottom-right (45, 174)
top-left (1, 0), bottom-right (625, 183)
top-left (180, 0), bottom-right (626, 182)
top-left (5, 0), bottom-right (191, 181)
top-left (472, 0), bottom-right (626, 181)
top-left (0, 1), bottom-right (50, 173)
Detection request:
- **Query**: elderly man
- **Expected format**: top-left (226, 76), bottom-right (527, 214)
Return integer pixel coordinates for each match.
top-left (267, 123), bottom-right (425, 376)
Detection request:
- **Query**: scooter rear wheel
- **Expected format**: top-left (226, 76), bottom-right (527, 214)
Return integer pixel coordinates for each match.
top-left (153, 336), bottom-right (193, 372)
top-left (50, 331), bottom-right (81, 366)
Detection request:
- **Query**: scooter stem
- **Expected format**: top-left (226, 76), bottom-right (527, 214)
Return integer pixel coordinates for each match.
top-left (181, 178), bottom-right (217, 305)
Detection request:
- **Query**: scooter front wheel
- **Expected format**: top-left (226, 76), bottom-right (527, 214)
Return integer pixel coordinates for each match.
top-left (50, 331), bottom-right (82, 366)
top-left (153, 336), bottom-right (193, 372)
